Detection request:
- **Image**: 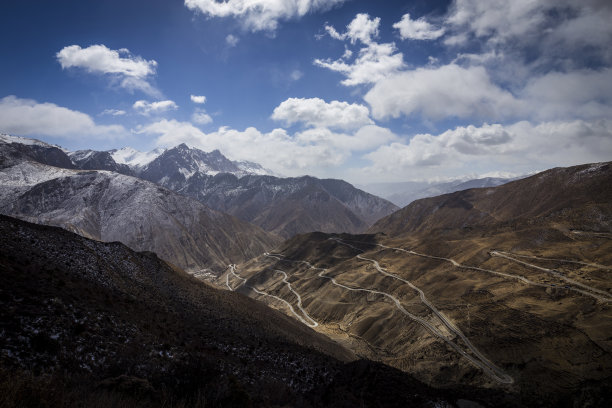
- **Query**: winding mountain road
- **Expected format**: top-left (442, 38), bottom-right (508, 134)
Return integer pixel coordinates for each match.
top-left (225, 264), bottom-right (318, 328)
top-left (274, 269), bottom-right (319, 327)
top-left (264, 251), bottom-right (514, 384)
top-left (334, 238), bottom-right (611, 302)
top-left (493, 250), bottom-right (612, 271)
top-left (491, 251), bottom-right (612, 302)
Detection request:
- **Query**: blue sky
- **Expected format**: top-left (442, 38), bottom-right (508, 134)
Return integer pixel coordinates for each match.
top-left (1, 0), bottom-right (611, 183)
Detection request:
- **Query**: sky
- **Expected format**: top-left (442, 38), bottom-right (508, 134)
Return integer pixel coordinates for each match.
top-left (1, 0), bottom-right (611, 184)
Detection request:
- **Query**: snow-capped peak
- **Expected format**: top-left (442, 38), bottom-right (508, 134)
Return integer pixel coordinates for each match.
top-left (0, 133), bottom-right (56, 148)
top-left (110, 146), bottom-right (166, 169)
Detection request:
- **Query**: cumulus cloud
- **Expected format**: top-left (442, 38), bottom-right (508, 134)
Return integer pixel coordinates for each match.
top-left (56, 44), bottom-right (159, 96)
top-left (314, 42), bottom-right (404, 86)
top-left (184, 0), bottom-right (348, 32)
top-left (133, 100), bottom-right (178, 116)
top-left (393, 13), bottom-right (445, 40)
top-left (136, 118), bottom-right (397, 177)
top-left (361, 119), bottom-right (612, 181)
top-left (364, 64), bottom-right (612, 123)
top-left (0, 95), bottom-right (126, 139)
top-left (444, 0), bottom-right (612, 68)
top-left (316, 14), bottom-right (404, 86)
top-left (190, 95), bottom-right (207, 104)
top-left (295, 125), bottom-right (397, 152)
top-left (271, 97), bottom-right (373, 130)
top-left (364, 64), bottom-right (519, 120)
top-left (324, 13), bottom-right (381, 44)
top-left (520, 68), bottom-right (612, 121)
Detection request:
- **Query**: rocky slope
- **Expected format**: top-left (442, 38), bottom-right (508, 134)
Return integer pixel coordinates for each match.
top-left (0, 134), bottom-right (74, 169)
top-left (0, 214), bottom-right (497, 407)
top-left (0, 160), bottom-right (279, 275)
top-left (68, 149), bottom-right (135, 176)
top-left (220, 162), bottom-right (612, 407)
top-left (168, 173), bottom-right (398, 239)
top-left (135, 144), bottom-right (398, 238)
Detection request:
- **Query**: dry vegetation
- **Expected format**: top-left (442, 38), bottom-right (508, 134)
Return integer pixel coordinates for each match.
top-left (224, 163), bottom-right (612, 407)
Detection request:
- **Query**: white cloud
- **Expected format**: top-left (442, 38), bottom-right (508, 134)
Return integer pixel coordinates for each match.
top-left (314, 41), bottom-right (404, 86)
top-left (364, 64), bottom-right (519, 120)
top-left (344, 13), bottom-right (380, 45)
top-left (184, 0), bottom-right (348, 32)
top-left (316, 14), bottom-right (404, 86)
top-left (361, 119), bottom-right (612, 181)
top-left (133, 100), bottom-right (178, 116)
top-left (137, 118), bottom-right (397, 177)
top-left (393, 13), bottom-right (445, 40)
top-left (271, 97), bottom-right (373, 130)
top-left (0, 95), bottom-right (126, 139)
top-left (191, 109), bottom-right (213, 125)
top-left (100, 109), bottom-right (126, 116)
top-left (444, 0), bottom-right (612, 68)
top-left (190, 95), bottom-right (207, 104)
top-left (520, 68), bottom-right (612, 121)
top-left (56, 44), bottom-right (159, 96)
top-left (364, 64), bottom-right (612, 123)
top-left (225, 34), bottom-right (239, 47)
top-left (295, 125), bottom-right (398, 152)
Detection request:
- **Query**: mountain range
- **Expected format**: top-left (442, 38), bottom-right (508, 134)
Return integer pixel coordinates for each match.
top-left (125, 143), bottom-right (399, 238)
top-left (0, 135), bottom-right (279, 274)
top-left (1, 135), bottom-right (398, 239)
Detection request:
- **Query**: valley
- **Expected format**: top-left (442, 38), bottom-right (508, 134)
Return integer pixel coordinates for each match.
top-left (1, 134), bottom-right (611, 406)
top-left (216, 162), bottom-right (612, 406)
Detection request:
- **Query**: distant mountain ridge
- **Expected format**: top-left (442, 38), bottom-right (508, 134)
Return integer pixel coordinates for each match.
top-left (361, 176), bottom-right (519, 207)
top-left (165, 172), bottom-right (399, 238)
top-left (68, 149), bottom-right (135, 176)
top-left (131, 143), bottom-right (398, 238)
top-left (0, 135), bottom-right (279, 273)
top-left (1, 135), bottom-right (398, 239)
top-left (369, 161), bottom-right (612, 236)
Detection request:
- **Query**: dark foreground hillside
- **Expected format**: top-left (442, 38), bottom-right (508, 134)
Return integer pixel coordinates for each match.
top-left (0, 215), bottom-right (510, 407)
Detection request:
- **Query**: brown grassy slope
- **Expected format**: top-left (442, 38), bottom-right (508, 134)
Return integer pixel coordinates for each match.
top-left (234, 229), bottom-right (612, 407)
top-left (369, 162), bottom-right (612, 236)
top-left (230, 163), bottom-right (612, 407)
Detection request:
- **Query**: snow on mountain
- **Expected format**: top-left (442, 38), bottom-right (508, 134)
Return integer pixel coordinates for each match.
top-left (0, 159), bottom-right (279, 273)
top-left (0, 133), bottom-right (55, 148)
top-left (110, 146), bottom-right (166, 169)
top-left (235, 159), bottom-right (277, 176)
top-left (68, 149), bottom-right (135, 176)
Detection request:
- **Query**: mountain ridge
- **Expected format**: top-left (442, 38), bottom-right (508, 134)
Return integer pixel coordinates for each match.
top-left (0, 156), bottom-right (279, 274)
top-left (1, 134), bottom-right (398, 239)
